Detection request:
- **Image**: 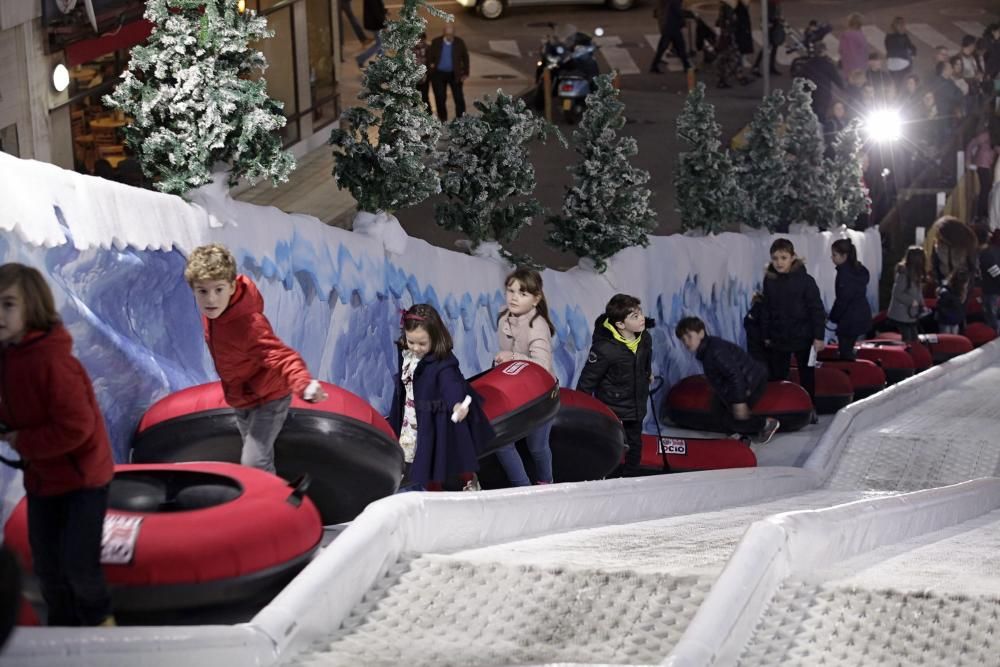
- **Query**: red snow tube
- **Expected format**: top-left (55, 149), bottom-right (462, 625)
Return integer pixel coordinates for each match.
top-left (131, 381), bottom-right (403, 525)
top-left (820, 345), bottom-right (914, 384)
top-left (964, 322), bottom-right (997, 348)
top-left (639, 434), bottom-right (756, 473)
top-left (810, 359), bottom-right (886, 399)
top-left (664, 375), bottom-right (814, 433)
top-left (469, 360), bottom-right (560, 455)
top-left (918, 333), bottom-right (974, 363)
top-left (861, 338), bottom-right (933, 372)
top-left (788, 366), bottom-right (854, 414)
top-left (3, 463), bottom-right (322, 624)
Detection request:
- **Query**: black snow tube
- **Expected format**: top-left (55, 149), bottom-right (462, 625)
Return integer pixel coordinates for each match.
top-left (131, 382), bottom-right (404, 525)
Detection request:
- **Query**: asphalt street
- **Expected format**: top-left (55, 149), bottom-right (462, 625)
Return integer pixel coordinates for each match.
top-left (357, 0), bottom-right (998, 268)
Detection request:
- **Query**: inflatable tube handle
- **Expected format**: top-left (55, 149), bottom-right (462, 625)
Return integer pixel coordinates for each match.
top-left (286, 474), bottom-right (312, 508)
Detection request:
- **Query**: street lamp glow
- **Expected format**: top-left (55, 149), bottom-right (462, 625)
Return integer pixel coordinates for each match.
top-left (865, 109), bottom-right (902, 143)
top-left (52, 63), bottom-right (69, 92)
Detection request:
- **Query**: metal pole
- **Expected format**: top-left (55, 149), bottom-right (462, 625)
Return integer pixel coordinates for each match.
top-left (761, 0), bottom-right (770, 96)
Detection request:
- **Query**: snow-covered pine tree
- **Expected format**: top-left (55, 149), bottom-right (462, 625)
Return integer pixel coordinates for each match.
top-left (105, 0), bottom-right (294, 196)
top-left (734, 89), bottom-right (788, 231)
top-left (546, 74), bottom-right (656, 272)
top-left (781, 78), bottom-right (836, 229)
top-left (827, 120), bottom-right (871, 229)
top-left (435, 91), bottom-right (560, 250)
top-left (674, 83), bottom-right (745, 234)
top-left (329, 0), bottom-right (447, 214)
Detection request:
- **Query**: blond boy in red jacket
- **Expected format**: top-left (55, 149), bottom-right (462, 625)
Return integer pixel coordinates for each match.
top-left (184, 244), bottom-right (327, 473)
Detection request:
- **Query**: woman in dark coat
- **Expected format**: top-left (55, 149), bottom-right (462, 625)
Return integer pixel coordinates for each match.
top-left (828, 239), bottom-right (873, 359)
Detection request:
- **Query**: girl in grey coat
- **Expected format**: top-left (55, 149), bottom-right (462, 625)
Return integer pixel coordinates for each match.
top-left (887, 246), bottom-right (926, 342)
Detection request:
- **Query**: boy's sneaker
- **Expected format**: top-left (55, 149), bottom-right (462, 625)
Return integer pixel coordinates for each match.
top-left (752, 418), bottom-right (780, 445)
top-left (462, 475), bottom-right (481, 492)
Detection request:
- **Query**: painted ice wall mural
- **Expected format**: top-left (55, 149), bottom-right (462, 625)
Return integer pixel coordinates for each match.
top-left (0, 153), bottom-right (881, 518)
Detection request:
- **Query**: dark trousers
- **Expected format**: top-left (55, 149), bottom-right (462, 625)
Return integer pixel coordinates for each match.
top-left (713, 381), bottom-right (767, 436)
top-left (768, 347), bottom-right (815, 402)
top-left (621, 419), bottom-right (644, 474)
top-left (430, 71), bottom-right (465, 121)
top-left (837, 335), bottom-right (858, 360)
top-left (652, 28), bottom-right (691, 71)
top-left (27, 486), bottom-right (112, 626)
top-left (752, 43), bottom-right (780, 72)
top-left (977, 167), bottom-right (992, 221)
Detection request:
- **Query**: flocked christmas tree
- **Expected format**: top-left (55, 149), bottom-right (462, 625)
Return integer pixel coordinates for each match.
top-left (105, 0), bottom-right (294, 196)
top-left (329, 0), bottom-right (446, 214)
top-left (734, 89), bottom-right (788, 231)
top-left (781, 78), bottom-right (836, 230)
top-left (826, 120), bottom-right (871, 228)
top-left (435, 91), bottom-right (561, 253)
top-left (674, 83), bottom-right (746, 234)
top-left (546, 74), bottom-right (656, 272)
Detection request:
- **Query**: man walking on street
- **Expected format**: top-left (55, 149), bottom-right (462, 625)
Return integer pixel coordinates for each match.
top-left (650, 0), bottom-right (691, 74)
top-left (427, 24), bottom-right (470, 121)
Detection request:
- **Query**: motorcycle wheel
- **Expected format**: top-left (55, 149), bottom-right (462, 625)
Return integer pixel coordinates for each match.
top-left (477, 0), bottom-right (504, 19)
top-left (606, 0), bottom-right (634, 9)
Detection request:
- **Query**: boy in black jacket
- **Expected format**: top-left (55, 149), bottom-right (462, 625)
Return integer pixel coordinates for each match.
top-left (676, 316), bottom-right (780, 445)
top-left (577, 294), bottom-right (653, 477)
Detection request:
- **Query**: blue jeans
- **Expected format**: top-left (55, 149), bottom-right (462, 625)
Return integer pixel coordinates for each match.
top-left (356, 32), bottom-right (383, 68)
top-left (495, 420), bottom-right (553, 486)
top-left (234, 394), bottom-right (291, 474)
top-left (28, 486), bottom-right (112, 626)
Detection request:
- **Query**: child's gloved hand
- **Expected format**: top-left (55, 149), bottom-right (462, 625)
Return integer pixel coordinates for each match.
top-left (451, 395), bottom-right (472, 423)
top-left (303, 380), bottom-right (328, 403)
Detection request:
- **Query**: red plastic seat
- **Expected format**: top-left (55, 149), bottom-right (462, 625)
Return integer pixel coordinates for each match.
top-left (789, 366), bottom-right (854, 413)
top-left (862, 338), bottom-right (933, 372)
top-left (665, 375), bottom-right (813, 433)
top-left (918, 333), bottom-right (974, 363)
top-left (964, 322), bottom-right (997, 348)
top-left (639, 433), bottom-right (756, 473)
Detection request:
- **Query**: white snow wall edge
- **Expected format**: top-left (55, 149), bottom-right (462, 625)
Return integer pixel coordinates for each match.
top-left (251, 467), bottom-right (818, 663)
top-left (666, 480), bottom-right (1000, 667)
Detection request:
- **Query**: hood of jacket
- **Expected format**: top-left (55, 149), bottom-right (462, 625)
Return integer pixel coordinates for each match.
top-left (765, 258), bottom-right (806, 280)
top-left (213, 275), bottom-right (263, 325)
top-left (3, 325), bottom-right (73, 359)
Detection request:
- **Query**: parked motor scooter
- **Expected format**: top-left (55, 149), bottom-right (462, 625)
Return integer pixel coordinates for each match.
top-left (533, 23), bottom-right (602, 124)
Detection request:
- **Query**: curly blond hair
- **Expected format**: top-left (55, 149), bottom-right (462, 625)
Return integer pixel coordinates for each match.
top-left (184, 244), bottom-right (237, 285)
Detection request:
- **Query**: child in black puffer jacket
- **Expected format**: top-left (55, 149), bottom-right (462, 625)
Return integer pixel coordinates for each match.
top-left (828, 238), bottom-right (873, 359)
top-left (760, 238), bottom-right (827, 407)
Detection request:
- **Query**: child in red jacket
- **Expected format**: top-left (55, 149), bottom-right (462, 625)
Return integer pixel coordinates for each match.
top-left (0, 263), bottom-right (114, 626)
top-left (183, 244), bottom-right (328, 473)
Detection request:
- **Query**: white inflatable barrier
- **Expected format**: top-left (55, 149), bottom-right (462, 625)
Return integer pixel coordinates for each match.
top-left (253, 468), bottom-right (817, 663)
top-left (805, 338), bottom-right (1000, 485)
top-left (666, 478), bottom-right (1000, 667)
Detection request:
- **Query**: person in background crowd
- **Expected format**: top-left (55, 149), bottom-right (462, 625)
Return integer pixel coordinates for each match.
top-left (752, 0), bottom-right (783, 77)
top-left (983, 23), bottom-right (1000, 84)
top-left (651, 0), bottom-right (691, 74)
top-left (865, 52), bottom-right (894, 105)
top-left (950, 55), bottom-right (970, 98)
top-left (339, 0), bottom-right (372, 63)
top-left (838, 13), bottom-right (869, 82)
top-left (356, 0), bottom-right (386, 68)
top-left (822, 101), bottom-right (848, 158)
top-left (427, 23), bottom-right (470, 121)
top-left (936, 269), bottom-right (970, 334)
top-left (933, 59), bottom-right (966, 120)
top-left (828, 239), bottom-right (872, 360)
top-left (801, 42), bottom-right (844, 121)
top-left (976, 226), bottom-right (1000, 334)
top-left (887, 247), bottom-right (927, 342)
top-left (885, 17), bottom-right (917, 84)
top-left (966, 123), bottom-right (1000, 224)
top-left (958, 35), bottom-right (985, 100)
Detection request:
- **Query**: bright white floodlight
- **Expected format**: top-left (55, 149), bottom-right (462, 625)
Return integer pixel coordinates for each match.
top-left (865, 109), bottom-right (903, 142)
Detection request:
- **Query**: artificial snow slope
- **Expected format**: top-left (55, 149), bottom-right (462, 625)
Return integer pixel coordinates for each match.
top-left (273, 344), bottom-right (1000, 667)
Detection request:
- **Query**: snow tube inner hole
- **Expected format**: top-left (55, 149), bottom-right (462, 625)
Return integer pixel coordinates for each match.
top-left (108, 471), bottom-right (243, 513)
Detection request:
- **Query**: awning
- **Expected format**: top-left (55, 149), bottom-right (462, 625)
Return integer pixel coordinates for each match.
top-left (65, 19), bottom-right (152, 67)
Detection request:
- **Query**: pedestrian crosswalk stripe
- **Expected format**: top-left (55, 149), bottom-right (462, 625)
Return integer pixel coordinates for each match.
top-left (488, 40), bottom-right (521, 58)
top-left (907, 23), bottom-right (960, 53)
top-left (861, 25), bottom-right (886, 55)
top-left (953, 21), bottom-right (988, 40)
top-left (595, 35), bottom-right (623, 47)
top-left (602, 46), bottom-right (641, 75)
top-left (645, 33), bottom-right (660, 50)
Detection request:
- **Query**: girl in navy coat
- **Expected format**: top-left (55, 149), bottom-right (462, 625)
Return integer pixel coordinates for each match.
top-left (828, 239), bottom-right (873, 359)
top-left (388, 304), bottom-right (494, 491)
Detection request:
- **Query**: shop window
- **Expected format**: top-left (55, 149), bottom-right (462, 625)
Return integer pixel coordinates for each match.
top-left (251, 5), bottom-right (300, 146)
top-left (306, 0), bottom-right (339, 130)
